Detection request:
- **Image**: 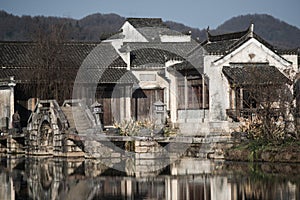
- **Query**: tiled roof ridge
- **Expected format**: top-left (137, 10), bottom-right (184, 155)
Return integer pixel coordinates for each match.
top-left (186, 44), bottom-right (206, 56)
top-left (122, 41), bottom-right (196, 45)
top-left (126, 18), bottom-right (167, 28)
top-left (0, 41), bottom-right (100, 45)
top-left (130, 47), bottom-right (185, 59)
top-left (207, 24), bottom-right (292, 65)
top-left (222, 31), bottom-right (255, 54)
top-left (207, 29), bottom-right (249, 42)
top-left (274, 47), bottom-right (299, 55)
top-left (229, 62), bottom-right (270, 66)
top-left (222, 64), bottom-right (291, 86)
top-left (252, 32), bottom-right (275, 51)
top-left (0, 41), bottom-right (35, 45)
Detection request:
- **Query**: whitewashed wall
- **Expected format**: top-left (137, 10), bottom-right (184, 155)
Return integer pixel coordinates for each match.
top-left (204, 38), bottom-right (296, 122)
top-left (121, 22), bottom-right (148, 42)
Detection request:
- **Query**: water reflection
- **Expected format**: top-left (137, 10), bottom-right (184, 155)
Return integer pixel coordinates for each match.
top-left (0, 155), bottom-right (299, 200)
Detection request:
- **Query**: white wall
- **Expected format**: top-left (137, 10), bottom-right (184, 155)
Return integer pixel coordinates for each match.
top-left (204, 55), bottom-right (230, 121)
top-left (214, 39), bottom-right (293, 75)
top-left (121, 22), bottom-right (148, 43)
top-left (132, 70), bottom-right (168, 90)
top-left (0, 85), bottom-right (14, 130)
top-left (160, 35), bottom-right (191, 42)
top-left (204, 38), bottom-right (296, 122)
top-left (0, 89), bottom-right (11, 129)
top-left (282, 54), bottom-right (298, 73)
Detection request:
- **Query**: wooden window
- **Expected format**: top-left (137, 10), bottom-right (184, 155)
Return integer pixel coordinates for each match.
top-left (187, 78), bottom-right (202, 109)
top-left (177, 76), bottom-right (206, 109)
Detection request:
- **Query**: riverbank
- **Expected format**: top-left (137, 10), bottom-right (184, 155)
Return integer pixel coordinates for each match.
top-left (225, 140), bottom-right (300, 163)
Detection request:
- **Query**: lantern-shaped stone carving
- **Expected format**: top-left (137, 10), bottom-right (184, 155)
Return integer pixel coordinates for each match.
top-left (90, 101), bottom-right (103, 130)
top-left (153, 100), bottom-right (166, 125)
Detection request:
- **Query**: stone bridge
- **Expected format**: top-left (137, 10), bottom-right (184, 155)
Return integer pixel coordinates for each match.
top-left (0, 99), bottom-right (239, 161)
top-left (25, 99), bottom-right (97, 156)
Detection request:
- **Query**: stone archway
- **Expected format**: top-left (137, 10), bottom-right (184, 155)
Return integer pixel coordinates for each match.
top-left (38, 118), bottom-right (54, 153)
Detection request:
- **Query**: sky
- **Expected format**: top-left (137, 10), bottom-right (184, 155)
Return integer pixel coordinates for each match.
top-left (1, 0), bottom-right (300, 29)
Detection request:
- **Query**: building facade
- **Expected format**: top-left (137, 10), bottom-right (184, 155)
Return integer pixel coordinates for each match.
top-left (0, 18), bottom-right (298, 135)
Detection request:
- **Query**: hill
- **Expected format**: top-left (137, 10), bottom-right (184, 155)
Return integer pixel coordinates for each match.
top-left (0, 10), bottom-right (125, 41)
top-left (0, 10), bottom-right (299, 49)
top-left (215, 14), bottom-right (300, 49)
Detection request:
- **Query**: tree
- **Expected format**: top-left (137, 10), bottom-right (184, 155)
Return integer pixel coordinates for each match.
top-left (224, 64), bottom-right (297, 141)
top-left (29, 22), bottom-right (72, 103)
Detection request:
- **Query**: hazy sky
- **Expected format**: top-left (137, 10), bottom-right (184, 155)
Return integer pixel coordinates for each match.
top-left (1, 0), bottom-right (300, 29)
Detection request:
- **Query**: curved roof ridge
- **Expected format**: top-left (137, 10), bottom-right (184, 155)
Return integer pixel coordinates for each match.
top-left (207, 29), bottom-right (249, 42)
top-left (126, 18), bottom-right (167, 28)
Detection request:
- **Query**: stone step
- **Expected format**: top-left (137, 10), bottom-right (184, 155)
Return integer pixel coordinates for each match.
top-left (61, 106), bottom-right (92, 132)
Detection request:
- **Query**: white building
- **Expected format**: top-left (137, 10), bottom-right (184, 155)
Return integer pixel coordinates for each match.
top-left (91, 19), bottom-right (298, 135)
top-left (0, 19), bottom-right (298, 135)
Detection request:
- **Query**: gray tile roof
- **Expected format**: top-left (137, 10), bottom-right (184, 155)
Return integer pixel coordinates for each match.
top-left (0, 41), bottom-right (98, 68)
top-left (127, 18), bottom-right (167, 28)
top-left (202, 27), bottom-right (293, 65)
top-left (120, 42), bottom-right (199, 58)
top-left (120, 42), bottom-right (205, 72)
top-left (76, 68), bottom-right (138, 84)
top-left (130, 48), bottom-right (183, 69)
top-left (201, 27), bottom-right (276, 55)
top-left (126, 18), bottom-right (186, 41)
top-left (169, 61), bottom-right (196, 71)
top-left (0, 41), bottom-right (132, 83)
top-left (222, 63), bottom-right (290, 86)
top-left (80, 42), bottom-right (126, 69)
top-left (0, 41), bottom-right (99, 82)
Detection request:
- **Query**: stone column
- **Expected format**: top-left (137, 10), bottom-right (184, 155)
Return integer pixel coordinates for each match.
top-left (125, 85), bottom-right (131, 120)
top-left (239, 88), bottom-right (243, 118)
top-left (119, 86), bottom-right (125, 122)
top-left (240, 88), bottom-right (243, 110)
top-left (184, 76), bottom-right (188, 110)
top-left (202, 74), bottom-right (206, 109)
top-left (8, 77), bottom-right (16, 129)
top-left (231, 88), bottom-right (236, 109)
top-left (169, 74), bottom-right (178, 124)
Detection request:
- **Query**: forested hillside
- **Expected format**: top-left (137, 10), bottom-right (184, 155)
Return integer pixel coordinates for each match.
top-left (215, 14), bottom-right (300, 49)
top-left (0, 10), bottom-right (299, 49)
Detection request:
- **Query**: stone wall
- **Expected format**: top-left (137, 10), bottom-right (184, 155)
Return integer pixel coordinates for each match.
top-left (0, 77), bottom-right (15, 131)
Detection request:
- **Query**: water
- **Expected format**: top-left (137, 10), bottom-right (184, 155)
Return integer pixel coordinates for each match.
top-left (0, 156), bottom-right (299, 200)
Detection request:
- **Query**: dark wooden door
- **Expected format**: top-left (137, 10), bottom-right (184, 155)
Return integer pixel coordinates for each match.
top-left (96, 85), bottom-right (115, 126)
top-left (131, 89), bottom-right (164, 121)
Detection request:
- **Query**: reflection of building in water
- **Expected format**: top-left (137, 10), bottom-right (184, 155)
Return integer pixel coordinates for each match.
top-left (0, 157), bottom-right (299, 200)
top-left (0, 173), bottom-right (15, 200)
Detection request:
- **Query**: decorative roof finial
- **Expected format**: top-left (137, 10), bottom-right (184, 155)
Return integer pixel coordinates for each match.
top-left (249, 23), bottom-right (254, 38)
top-left (206, 26), bottom-right (210, 43)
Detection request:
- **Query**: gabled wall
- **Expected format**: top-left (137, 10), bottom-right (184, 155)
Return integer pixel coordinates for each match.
top-left (121, 22), bottom-right (148, 42)
top-left (205, 37), bottom-right (297, 122)
top-left (213, 38), bottom-right (293, 74)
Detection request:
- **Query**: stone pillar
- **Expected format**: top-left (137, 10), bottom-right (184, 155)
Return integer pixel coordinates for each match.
top-left (202, 74), bottom-right (206, 109)
top-left (171, 179), bottom-right (178, 200)
top-left (119, 86), bottom-right (125, 122)
top-left (8, 77), bottom-right (16, 129)
top-left (231, 88), bottom-right (236, 109)
top-left (239, 88), bottom-right (243, 110)
top-left (126, 179), bottom-right (132, 199)
top-left (125, 85), bottom-right (131, 120)
top-left (184, 76), bottom-right (188, 110)
top-left (165, 177), bottom-right (171, 200)
top-left (169, 74), bottom-right (178, 124)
